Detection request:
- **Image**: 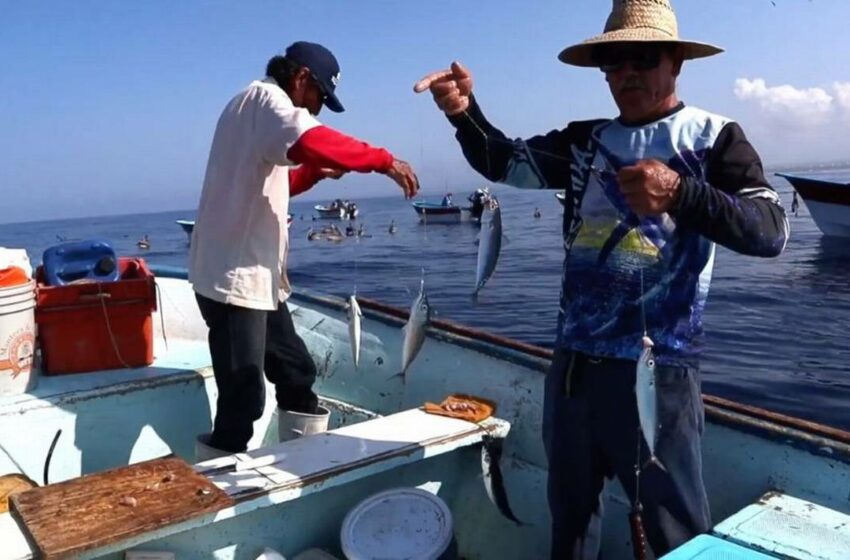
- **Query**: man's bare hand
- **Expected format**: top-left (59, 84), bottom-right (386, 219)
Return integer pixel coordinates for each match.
top-left (386, 159), bottom-right (420, 199)
top-left (318, 168), bottom-right (346, 180)
top-left (617, 160), bottom-right (682, 217)
top-left (413, 61), bottom-right (473, 116)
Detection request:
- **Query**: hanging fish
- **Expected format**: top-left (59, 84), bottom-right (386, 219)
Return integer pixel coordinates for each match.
top-left (473, 197), bottom-right (502, 296)
top-left (481, 435), bottom-right (525, 526)
top-left (635, 336), bottom-right (666, 471)
top-left (396, 278), bottom-right (430, 381)
top-left (347, 295), bottom-right (362, 369)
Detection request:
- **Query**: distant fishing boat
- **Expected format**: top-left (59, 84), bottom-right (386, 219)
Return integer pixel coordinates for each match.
top-left (776, 173), bottom-right (850, 237)
top-left (411, 200), bottom-right (463, 223)
top-left (1, 265), bottom-right (849, 559)
top-left (412, 189), bottom-right (490, 224)
top-left (177, 217), bottom-right (291, 243)
top-left (556, 192), bottom-right (566, 206)
top-left (315, 200), bottom-right (358, 220)
top-left (175, 220), bottom-right (194, 241)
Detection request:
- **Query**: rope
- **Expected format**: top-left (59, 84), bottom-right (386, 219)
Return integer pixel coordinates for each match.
top-left (43, 429), bottom-right (61, 486)
top-left (155, 281), bottom-right (168, 352)
top-left (97, 282), bottom-right (131, 369)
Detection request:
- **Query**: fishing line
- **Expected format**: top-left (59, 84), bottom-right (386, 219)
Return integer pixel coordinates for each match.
top-left (460, 110), bottom-right (625, 189)
top-left (352, 226), bottom-right (360, 298)
top-left (415, 91), bottom-right (433, 271)
top-left (640, 267), bottom-right (648, 337)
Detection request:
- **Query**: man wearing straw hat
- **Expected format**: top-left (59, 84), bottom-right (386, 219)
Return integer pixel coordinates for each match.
top-left (415, 0), bottom-right (788, 557)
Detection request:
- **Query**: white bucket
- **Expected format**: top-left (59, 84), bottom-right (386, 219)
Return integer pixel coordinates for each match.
top-left (0, 280), bottom-right (37, 396)
top-left (341, 488), bottom-right (454, 560)
top-left (0, 248), bottom-right (32, 279)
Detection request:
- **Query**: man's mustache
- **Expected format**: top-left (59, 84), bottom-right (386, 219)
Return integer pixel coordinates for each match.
top-left (619, 79), bottom-right (647, 93)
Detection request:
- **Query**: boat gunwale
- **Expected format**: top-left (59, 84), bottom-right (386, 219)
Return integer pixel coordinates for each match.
top-left (150, 266), bottom-right (850, 457)
top-left (775, 172), bottom-right (850, 188)
top-left (776, 172), bottom-right (850, 208)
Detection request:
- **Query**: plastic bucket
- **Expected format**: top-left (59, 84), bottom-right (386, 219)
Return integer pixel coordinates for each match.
top-left (0, 280), bottom-right (37, 396)
top-left (341, 488), bottom-right (456, 560)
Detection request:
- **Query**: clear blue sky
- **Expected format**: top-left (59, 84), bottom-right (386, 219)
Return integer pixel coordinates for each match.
top-left (1, 0), bottom-right (848, 222)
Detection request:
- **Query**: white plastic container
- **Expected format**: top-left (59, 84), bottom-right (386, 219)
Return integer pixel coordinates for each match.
top-left (0, 248), bottom-right (32, 279)
top-left (0, 280), bottom-right (37, 396)
top-left (341, 488), bottom-right (454, 560)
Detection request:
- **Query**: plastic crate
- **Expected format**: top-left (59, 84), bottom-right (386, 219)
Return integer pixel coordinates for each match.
top-left (35, 258), bottom-right (156, 375)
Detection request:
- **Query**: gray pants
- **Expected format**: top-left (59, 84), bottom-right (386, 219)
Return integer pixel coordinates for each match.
top-left (543, 350), bottom-right (711, 559)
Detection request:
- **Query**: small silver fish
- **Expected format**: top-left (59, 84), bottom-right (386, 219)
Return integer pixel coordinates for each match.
top-left (474, 197), bottom-right (502, 296)
top-left (635, 335), bottom-right (665, 471)
top-left (347, 295), bottom-right (362, 368)
top-left (397, 279), bottom-right (430, 380)
top-left (481, 435), bottom-right (524, 526)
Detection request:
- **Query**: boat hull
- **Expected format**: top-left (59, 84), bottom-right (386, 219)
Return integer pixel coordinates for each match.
top-left (314, 208), bottom-right (344, 220)
top-left (2, 269), bottom-right (849, 559)
top-left (555, 192), bottom-right (566, 206)
top-left (314, 204), bottom-right (357, 220)
top-left (411, 203), bottom-right (464, 223)
top-left (175, 220), bottom-right (194, 241)
top-left (777, 173), bottom-right (850, 237)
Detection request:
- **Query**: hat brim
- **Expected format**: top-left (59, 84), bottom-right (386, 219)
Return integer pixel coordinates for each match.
top-left (322, 90), bottom-right (345, 113)
top-left (558, 29), bottom-right (723, 67)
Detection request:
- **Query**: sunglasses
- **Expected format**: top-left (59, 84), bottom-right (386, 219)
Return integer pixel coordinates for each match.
top-left (592, 45), bottom-right (670, 73)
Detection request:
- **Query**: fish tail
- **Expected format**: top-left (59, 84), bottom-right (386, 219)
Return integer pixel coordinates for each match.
top-left (472, 280), bottom-right (486, 298)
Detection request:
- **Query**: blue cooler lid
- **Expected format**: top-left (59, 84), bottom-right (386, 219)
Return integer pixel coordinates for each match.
top-left (42, 240), bottom-right (120, 286)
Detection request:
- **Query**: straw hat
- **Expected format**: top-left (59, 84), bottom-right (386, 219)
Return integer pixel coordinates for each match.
top-left (558, 0), bottom-right (723, 67)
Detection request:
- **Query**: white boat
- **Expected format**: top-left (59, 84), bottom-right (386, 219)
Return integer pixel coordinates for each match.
top-left (776, 173), bottom-right (850, 237)
top-left (556, 192), bottom-right (566, 206)
top-left (1, 266), bottom-right (849, 559)
top-left (315, 201), bottom-right (358, 220)
top-left (176, 220), bottom-right (194, 241)
top-left (178, 217), bottom-right (291, 241)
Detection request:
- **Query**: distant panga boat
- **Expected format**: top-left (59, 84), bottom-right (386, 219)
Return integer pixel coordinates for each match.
top-left (177, 216), bottom-right (292, 242)
top-left (315, 200), bottom-right (358, 220)
top-left (776, 173), bottom-right (850, 238)
top-left (411, 201), bottom-right (464, 223)
top-left (412, 189), bottom-right (491, 224)
top-left (176, 220), bottom-right (194, 241)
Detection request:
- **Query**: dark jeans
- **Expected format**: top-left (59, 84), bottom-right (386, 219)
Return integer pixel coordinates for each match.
top-left (543, 350), bottom-right (711, 559)
top-left (195, 293), bottom-right (319, 453)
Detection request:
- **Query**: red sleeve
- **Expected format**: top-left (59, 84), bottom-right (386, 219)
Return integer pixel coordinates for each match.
top-left (288, 166), bottom-right (324, 197)
top-left (287, 125), bottom-right (394, 173)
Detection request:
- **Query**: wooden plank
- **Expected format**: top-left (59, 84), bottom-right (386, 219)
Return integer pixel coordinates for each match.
top-left (10, 456), bottom-right (232, 560)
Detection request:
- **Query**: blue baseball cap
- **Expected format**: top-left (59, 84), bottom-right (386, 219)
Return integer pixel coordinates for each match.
top-left (284, 41), bottom-right (344, 113)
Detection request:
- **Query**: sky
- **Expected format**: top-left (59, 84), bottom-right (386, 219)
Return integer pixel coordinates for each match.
top-left (1, 0), bottom-right (849, 223)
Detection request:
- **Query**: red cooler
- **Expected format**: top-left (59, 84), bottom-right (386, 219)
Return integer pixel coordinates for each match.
top-left (35, 258), bottom-right (157, 375)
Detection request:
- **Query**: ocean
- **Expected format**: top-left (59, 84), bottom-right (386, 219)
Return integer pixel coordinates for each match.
top-left (2, 175), bottom-right (849, 431)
